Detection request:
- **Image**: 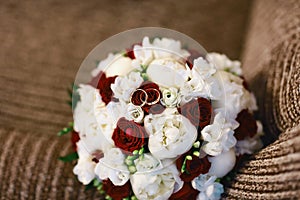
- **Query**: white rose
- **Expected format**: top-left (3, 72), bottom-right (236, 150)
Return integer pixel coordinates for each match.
top-left (161, 87), bottom-right (181, 107)
top-left (92, 53), bottom-right (136, 77)
top-left (94, 148), bottom-right (130, 186)
top-left (207, 52), bottom-right (242, 76)
top-left (147, 58), bottom-right (188, 88)
top-left (111, 71), bottom-right (144, 103)
top-left (207, 148), bottom-right (236, 178)
top-left (73, 140), bottom-right (96, 185)
top-left (125, 103), bottom-right (144, 123)
top-left (74, 85), bottom-right (112, 153)
top-left (192, 174), bottom-right (224, 200)
top-left (144, 108), bottom-right (198, 160)
top-left (201, 113), bottom-right (238, 156)
top-left (130, 164), bottom-right (183, 200)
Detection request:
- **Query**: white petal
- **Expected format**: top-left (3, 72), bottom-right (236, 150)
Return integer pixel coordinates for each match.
top-left (208, 148), bottom-right (236, 177)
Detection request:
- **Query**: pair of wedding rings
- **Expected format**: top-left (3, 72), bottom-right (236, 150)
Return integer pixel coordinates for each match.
top-left (130, 88), bottom-right (161, 107)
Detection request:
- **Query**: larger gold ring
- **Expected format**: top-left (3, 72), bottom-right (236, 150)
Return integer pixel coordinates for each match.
top-left (145, 88), bottom-right (161, 105)
top-left (130, 89), bottom-right (148, 107)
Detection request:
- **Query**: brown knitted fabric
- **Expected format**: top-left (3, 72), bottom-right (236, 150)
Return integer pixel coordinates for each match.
top-left (224, 0), bottom-right (300, 199)
top-left (0, 128), bottom-right (103, 200)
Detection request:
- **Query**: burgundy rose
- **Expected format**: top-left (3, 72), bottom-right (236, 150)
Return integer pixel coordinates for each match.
top-left (234, 109), bottom-right (257, 140)
top-left (179, 97), bottom-right (212, 131)
top-left (112, 117), bottom-right (148, 153)
top-left (131, 81), bottom-right (165, 114)
top-left (90, 71), bottom-right (117, 105)
top-left (71, 131), bottom-right (80, 151)
top-left (169, 182), bottom-right (199, 200)
top-left (102, 179), bottom-right (131, 200)
top-left (176, 153), bottom-right (211, 182)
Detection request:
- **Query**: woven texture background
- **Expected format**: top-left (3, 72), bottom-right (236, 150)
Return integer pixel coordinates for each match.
top-left (224, 0), bottom-right (300, 199)
top-left (0, 0), bottom-right (300, 199)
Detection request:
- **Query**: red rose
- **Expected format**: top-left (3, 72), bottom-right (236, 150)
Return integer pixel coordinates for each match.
top-left (169, 182), bottom-right (199, 200)
top-left (71, 130), bottom-right (80, 151)
top-left (179, 97), bottom-right (212, 131)
top-left (176, 152), bottom-right (211, 182)
top-left (112, 117), bottom-right (148, 153)
top-left (90, 71), bottom-right (117, 105)
top-left (102, 179), bottom-right (131, 200)
top-left (234, 109), bottom-right (257, 140)
top-left (131, 81), bottom-right (165, 114)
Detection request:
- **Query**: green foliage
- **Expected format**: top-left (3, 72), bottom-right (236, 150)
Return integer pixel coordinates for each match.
top-left (67, 84), bottom-right (80, 109)
top-left (57, 122), bottom-right (73, 136)
top-left (58, 152), bottom-right (79, 162)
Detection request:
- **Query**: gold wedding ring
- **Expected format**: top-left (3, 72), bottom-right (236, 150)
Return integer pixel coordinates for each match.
top-left (130, 88), bottom-right (161, 106)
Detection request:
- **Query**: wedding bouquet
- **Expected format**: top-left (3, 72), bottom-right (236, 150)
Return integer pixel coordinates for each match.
top-left (59, 34), bottom-right (263, 200)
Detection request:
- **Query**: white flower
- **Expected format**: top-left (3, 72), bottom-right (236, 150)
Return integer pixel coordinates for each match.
top-left (201, 113), bottom-right (238, 156)
top-left (152, 37), bottom-right (190, 59)
top-left (133, 37), bottom-right (154, 65)
top-left (133, 37), bottom-right (190, 66)
top-left (180, 57), bottom-right (221, 103)
top-left (207, 52), bottom-right (242, 76)
top-left (74, 84), bottom-right (112, 153)
top-left (73, 140), bottom-right (96, 185)
top-left (146, 58), bottom-right (188, 88)
top-left (161, 87), bottom-right (181, 107)
top-left (93, 91), bottom-right (118, 147)
top-left (144, 108), bottom-right (198, 160)
top-left (235, 121), bottom-right (264, 155)
top-left (213, 71), bottom-right (258, 119)
top-left (192, 174), bottom-right (224, 200)
top-left (134, 154), bottom-right (163, 173)
top-left (192, 57), bottom-right (217, 79)
top-left (105, 100), bottom-right (127, 124)
top-left (111, 71), bottom-right (144, 103)
top-left (208, 148), bottom-right (236, 178)
top-left (92, 53), bottom-right (136, 77)
top-left (130, 163), bottom-right (183, 200)
top-left (94, 148), bottom-right (130, 186)
top-left (125, 103), bottom-right (144, 123)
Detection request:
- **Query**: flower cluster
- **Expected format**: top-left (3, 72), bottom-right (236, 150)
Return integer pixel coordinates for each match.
top-left (70, 37), bottom-right (263, 200)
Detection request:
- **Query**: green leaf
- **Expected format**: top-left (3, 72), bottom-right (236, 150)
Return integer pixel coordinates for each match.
top-left (85, 180), bottom-right (95, 191)
top-left (93, 179), bottom-right (102, 187)
top-left (57, 126), bottom-right (72, 136)
top-left (68, 83), bottom-right (80, 109)
top-left (59, 152), bottom-right (79, 162)
top-left (57, 122), bottom-right (73, 136)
